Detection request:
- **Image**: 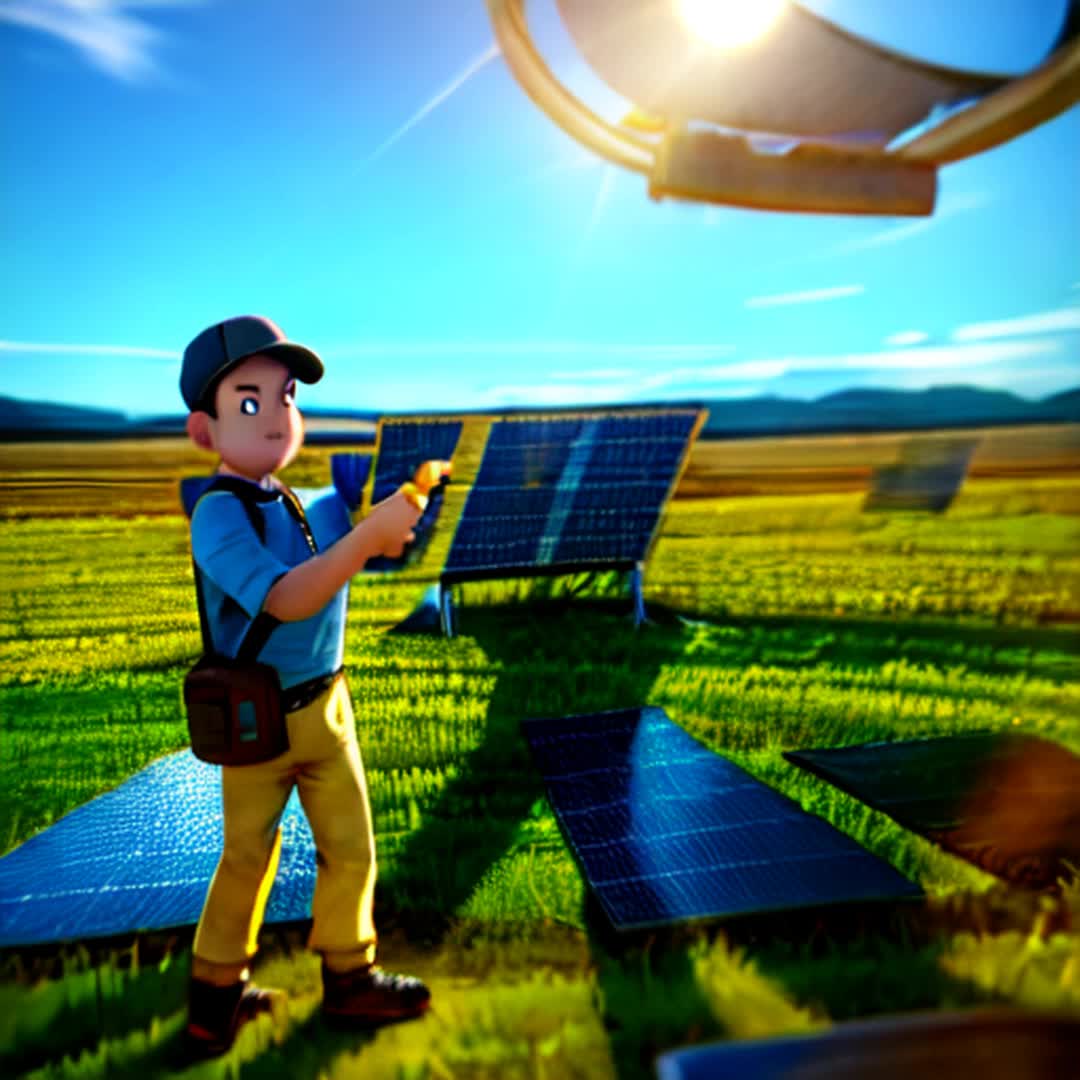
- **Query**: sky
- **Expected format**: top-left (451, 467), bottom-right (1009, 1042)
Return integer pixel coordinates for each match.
top-left (2, 0), bottom-right (1079, 418)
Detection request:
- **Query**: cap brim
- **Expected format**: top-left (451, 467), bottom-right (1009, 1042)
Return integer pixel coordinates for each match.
top-left (257, 342), bottom-right (324, 384)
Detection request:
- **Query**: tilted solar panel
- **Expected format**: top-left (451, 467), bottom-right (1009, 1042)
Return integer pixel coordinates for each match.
top-left (864, 437), bottom-right (978, 513)
top-left (522, 707), bottom-right (921, 931)
top-left (0, 751), bottom-right (316, 947)
top-left (785, 733), bottom-right (1080, 890)
top-left (442, 409), bottom-right (702, 585)
top-left (366, 418), bottom-right (463, 572)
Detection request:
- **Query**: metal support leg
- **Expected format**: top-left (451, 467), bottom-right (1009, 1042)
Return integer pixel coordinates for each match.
top-left (630, 562), bottom-right (646, 627)
top-left (439, 581), bottom-right (455, 639)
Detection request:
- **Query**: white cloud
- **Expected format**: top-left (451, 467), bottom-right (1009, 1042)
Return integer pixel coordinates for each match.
top-left (480, 383), bottom-right (626, 407)
top-left (0, 338), bottom-right (179, 358)
top-left (362, 43), bottom-right (499, 165)
top-left (476, 339), bottom-right (1064, 407)
top-left (551, 368), bottom-right (633, 380)
top-left (325, 341), bottom-right (736, 361)
top-left (952, 306), bottom-right (1080, 342)
top-left (692, 360), bottom-right (791, 381)
top-left (744, 285), bottom-right (865, 309)
top-left (0, 1), bottom-right (200, 82)
top-left (884, 330), bottom-right (930, 347)
top-left (786, 339), bottom-right (1062, 372)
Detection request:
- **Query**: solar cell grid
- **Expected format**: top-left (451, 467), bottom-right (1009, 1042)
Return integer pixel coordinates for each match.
top-left (442, 410), bottom-right (703, 585)
top-left (522, 707), bottom-right (921, 930)
top-left (596, 414), bottom-right (698, 441)
top-left (370, 419), bottom-right (463, 503)
top-left (785, 733), bottom-right (1080, 889)
top-left (488, 418), bottom-right (585, 446)
top-left (366, 419), bottom-right (462, 572)
top-left (0, 751), bottom-right (315, 947)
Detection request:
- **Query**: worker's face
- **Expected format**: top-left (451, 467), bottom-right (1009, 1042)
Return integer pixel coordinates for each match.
top-left (206, 354), bottom-right (304, 480)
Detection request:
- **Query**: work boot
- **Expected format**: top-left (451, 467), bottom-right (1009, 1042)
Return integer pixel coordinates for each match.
top-left (321, 963), bottom-right (431, 1025)
top-left (184, 975), bottom-right (287, 1059)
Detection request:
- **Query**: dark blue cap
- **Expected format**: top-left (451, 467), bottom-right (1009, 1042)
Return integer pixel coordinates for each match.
top-left (180, 315), bottom-right (324, 412)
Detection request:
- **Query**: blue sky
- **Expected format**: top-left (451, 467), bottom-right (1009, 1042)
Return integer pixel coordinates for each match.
top-left (2, 0), bottom-right (1078, 418)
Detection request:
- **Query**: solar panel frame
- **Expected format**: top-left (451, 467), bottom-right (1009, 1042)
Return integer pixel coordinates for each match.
top-left (522, 706), bottom-right (922, 932)
top-left (441, 408), bottom-right (705, 586)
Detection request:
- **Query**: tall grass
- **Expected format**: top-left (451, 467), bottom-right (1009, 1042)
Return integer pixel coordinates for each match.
top-left (1, 456), bottom-right (1078, 1077)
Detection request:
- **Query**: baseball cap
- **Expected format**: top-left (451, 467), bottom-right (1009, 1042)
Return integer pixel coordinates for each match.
top-left (180, 315), bottom-right (324, 412)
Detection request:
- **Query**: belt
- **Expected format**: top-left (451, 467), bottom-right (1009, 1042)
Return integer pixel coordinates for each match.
top-left (282, 667), bottom-right (344, 713)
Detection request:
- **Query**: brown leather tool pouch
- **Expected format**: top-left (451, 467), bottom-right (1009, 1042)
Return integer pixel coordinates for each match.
top-left (184, 655), bottom-right (289, 766)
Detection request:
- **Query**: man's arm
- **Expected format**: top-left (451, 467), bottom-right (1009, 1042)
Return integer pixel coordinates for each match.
top-left (264, 488), bottom-right (422, 622)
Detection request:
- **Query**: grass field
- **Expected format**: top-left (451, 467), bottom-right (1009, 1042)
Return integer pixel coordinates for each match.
top-left (1, 425), bottom-right (1079, 1078)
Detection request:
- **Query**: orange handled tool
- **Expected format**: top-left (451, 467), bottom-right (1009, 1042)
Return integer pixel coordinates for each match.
top-left (400, 460), bottom-right (452, 511)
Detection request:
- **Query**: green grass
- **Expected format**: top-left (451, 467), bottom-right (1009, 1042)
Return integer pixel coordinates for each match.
top-left (1, 470), bottom-right (1079, 1078)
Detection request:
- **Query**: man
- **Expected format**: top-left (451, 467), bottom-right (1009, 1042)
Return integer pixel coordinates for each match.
top-left (180, 315), bottom-right (435, 1056)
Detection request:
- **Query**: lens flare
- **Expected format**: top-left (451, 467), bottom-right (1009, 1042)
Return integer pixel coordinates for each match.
top-left (677, 0), bottom-right (786, 49)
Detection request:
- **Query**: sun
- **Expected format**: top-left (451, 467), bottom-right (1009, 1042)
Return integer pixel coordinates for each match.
top-left (676, 0), bottom-right (786, 49)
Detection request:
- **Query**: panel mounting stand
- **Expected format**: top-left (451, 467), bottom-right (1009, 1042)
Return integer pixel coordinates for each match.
top-left (439, 581), bottom-right (455, 639)
top-left (630, 562), bottom-right (647, 627)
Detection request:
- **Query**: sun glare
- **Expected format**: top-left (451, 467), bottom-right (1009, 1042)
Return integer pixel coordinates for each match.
top-left (677, 0), bottom-right (786, 49)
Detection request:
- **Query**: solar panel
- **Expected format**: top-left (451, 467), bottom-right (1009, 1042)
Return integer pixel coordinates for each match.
top-left (0, 751), bottom-right (316, 947)
top-left (442, 409), bottom-right (702, 585)
top-left (785, 733), bottom-right (1080, 890)
top-left (864, 437), bottom-right (978, 513)
top-left (655, 1010), bottom-right (1080, 1080)
top-left (522, 707), bottom-right (921, 931)
top-left (366, 418), bottom-right (462, 572)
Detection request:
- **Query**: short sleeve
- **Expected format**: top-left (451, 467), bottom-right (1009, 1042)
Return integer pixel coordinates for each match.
top-left (300, 486), bottom-right (354, 548)
top-left (191, 492), bottom-right (291, 618)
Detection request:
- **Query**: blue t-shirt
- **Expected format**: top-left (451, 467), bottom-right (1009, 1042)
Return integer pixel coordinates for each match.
top-left (190, 480), bottom-right (354, 690)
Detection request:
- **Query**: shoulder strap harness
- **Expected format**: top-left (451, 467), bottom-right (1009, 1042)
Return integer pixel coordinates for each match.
top-left (191, 476), bottom-right (319, 662)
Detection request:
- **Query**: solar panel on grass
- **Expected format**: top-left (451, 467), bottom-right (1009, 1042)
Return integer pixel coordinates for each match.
top-left (0, 751), bottom-right (316, 947)
top-left (521, 707), bottom-right (921, 931)
top-left (655, 1010), bottom-right (1080, 1080)
top-left (365, 418), bottom-right (463, 572)
top-left (785, 733), bottom-right (1080, 889)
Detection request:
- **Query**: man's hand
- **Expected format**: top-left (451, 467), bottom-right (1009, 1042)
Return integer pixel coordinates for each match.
top-left (265, 473), bottom-right (433, 622)
top-left (366, 488), bottom-right (423, 559)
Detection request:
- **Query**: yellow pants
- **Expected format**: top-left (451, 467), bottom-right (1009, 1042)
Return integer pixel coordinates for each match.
top-left (192, 675), bottom-right (377, 985)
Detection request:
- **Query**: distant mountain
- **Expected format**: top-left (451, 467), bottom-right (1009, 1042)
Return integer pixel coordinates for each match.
top-left (698, 385), bottom-right (1078, 437)
top-left (1040, 387), bottom-right (1080, 422)
top-left (1, 387), bottom-right (1077, 441)
top-left (0, 395), bottom-right (127, 437)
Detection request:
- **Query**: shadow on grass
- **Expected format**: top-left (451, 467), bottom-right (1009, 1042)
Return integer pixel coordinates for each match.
top-left (377, 598), bottom-right (1069, 1077)
top-left (646, 604), bottom-right (1080, 683)
top-left (6, 601), bottom-right (1067, 1078)
top-left (380, 599), bottom-right (716, 1079)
